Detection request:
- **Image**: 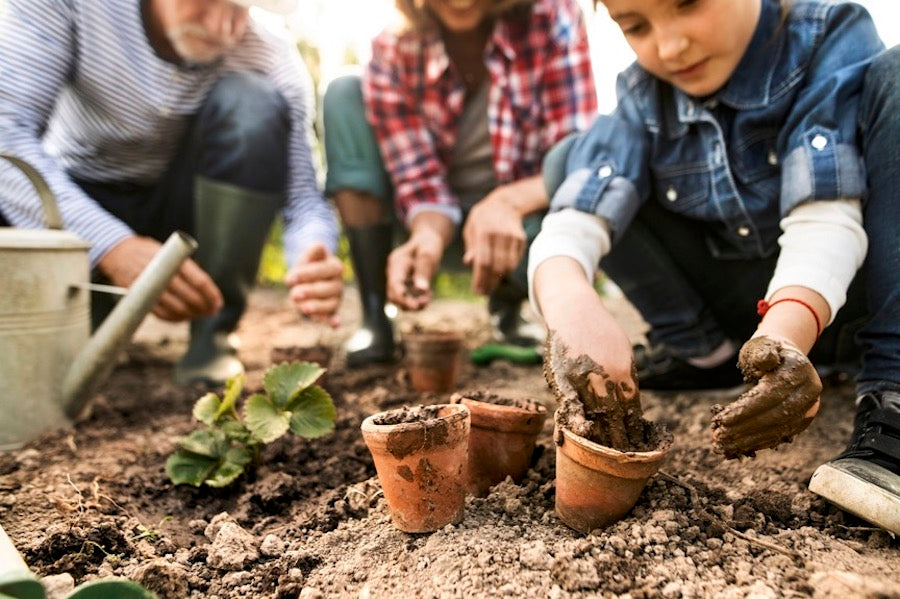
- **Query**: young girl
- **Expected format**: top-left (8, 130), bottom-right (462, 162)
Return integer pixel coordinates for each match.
top-left (529, 0), bottom-right (899, 534)
top-left (322, 0), bottom-right (597, 366)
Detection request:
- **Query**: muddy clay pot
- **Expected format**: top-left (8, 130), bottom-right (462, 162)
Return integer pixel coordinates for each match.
top-left (361, 404), bottom-right (470, 533)
top-left (403, 330), bottom-right (464, 393)
top-left (555, 426), bottom-right (670, 533)
top-left (451, 393), bottom-right (547, 496)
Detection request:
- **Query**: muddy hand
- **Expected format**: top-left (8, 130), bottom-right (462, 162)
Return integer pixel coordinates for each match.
top-left (710, 336), bottom-right (821, 459)
top-left (544, 331), bottom-right (644, 449)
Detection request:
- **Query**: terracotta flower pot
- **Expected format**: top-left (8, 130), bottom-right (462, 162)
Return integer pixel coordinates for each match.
top-left (361, 404), bottom-right (470, 533)
top-left (451, 392), bottom-right (547, 496)
top-left (403, 330), bottom-right (464, 393)
top-left (555, 425), bottom-right (671, 533)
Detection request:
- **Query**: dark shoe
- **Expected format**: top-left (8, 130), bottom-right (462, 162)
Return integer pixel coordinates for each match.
top-left (808, 391), bottom-right (900, 534)
top-left (634, 342), bottom-right (743, 390)
top-left (344, 223), bottom-right (398, 367)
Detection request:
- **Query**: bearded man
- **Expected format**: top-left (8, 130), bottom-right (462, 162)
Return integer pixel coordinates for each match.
top-left (0, 0), bottom-right (343, 386)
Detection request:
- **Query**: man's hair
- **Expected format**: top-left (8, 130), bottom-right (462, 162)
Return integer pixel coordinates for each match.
top-left (394, 0), bottom-right (535, 32)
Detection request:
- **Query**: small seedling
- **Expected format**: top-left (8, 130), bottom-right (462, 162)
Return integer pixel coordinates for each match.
top-left (166, 361), bottom-right (336, 488)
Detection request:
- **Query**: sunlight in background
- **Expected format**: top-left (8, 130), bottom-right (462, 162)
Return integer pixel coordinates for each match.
top-left (263, 0), bottom-right (899, 114)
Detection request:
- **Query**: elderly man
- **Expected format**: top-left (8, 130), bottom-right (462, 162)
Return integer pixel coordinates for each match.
top-left (0, 0), bottom-right (343, 386)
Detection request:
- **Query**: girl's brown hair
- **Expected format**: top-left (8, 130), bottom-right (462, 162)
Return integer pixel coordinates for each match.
top-left (395, 0), bottom-right (535, 32)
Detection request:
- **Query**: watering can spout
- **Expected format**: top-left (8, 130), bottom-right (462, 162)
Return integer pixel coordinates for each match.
top-left (62, 231), bottom-right (198, 419)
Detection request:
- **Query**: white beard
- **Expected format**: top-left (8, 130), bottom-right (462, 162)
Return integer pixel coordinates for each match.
top-left (167, 24), bottom-right (238, 64)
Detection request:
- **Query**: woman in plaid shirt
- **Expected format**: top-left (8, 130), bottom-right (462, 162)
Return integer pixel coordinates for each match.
top-left (323, 0), bottom-right (597, 366)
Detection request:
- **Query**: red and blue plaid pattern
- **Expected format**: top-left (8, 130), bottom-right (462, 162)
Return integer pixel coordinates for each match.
top-left (363, 0), bottom-right (597, 222)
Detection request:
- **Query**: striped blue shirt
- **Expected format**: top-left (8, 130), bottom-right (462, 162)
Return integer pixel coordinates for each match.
top-left (0, 0), bottom-right (337, 268)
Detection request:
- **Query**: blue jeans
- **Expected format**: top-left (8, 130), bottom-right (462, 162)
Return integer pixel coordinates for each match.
top-left (596, 46), bottom-right (900, 393)
top-left (322, 74), bottom-right (560, 299)
top-left (76, 71), bottom-right (290, 241)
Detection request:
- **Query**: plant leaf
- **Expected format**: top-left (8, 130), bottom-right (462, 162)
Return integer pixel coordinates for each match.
top-left (219, 418), bottom-right (252, 443)
top-left (263, 362), bottom-right (325, 408)
top-left (166, 450), bottom-right (219, 487)
top-left (178, 429), bottom-right (227, 458)
top-left (244, 393), bottom-right (291, 444)
top-left (205, 446), bottom-right (253, 488)
top-left (218, 374), bottom-right (245, 416)
top-left (193, 392), bottom-right (222, 426)
top-left (288, 386), bottom-right (336, 439)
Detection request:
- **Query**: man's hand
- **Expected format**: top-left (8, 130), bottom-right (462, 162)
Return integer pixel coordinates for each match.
top-left (711, 335), bottom-right (822, 458)
top-left (98, 235), bottom-right (222, 322)
top-left (463, 188), bottom-right (526, 295)
top-left (286, 242), bottom-right (344, 328)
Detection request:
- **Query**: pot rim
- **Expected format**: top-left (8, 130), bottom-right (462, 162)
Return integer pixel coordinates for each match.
top-left (454, 395), bottom-right (547, 434)
top-left (558, 426), bottom-right (670, 464)
top-left (361, 403), bottom-right (470, 435)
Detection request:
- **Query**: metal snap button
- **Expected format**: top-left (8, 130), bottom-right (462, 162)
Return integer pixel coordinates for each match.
top-left (811, 135), bottom-right (828, 151)
top-left (737, 226), bottom-right (751, 237)
top-left (666, 186), bottom-right (678, 202)
top-left (767, 150), bottom-right (778, 166)
top-left (597, 165), bottom-right (612, 178)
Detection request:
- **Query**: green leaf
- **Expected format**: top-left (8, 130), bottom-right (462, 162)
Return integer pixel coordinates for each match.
top-left (219, 418), bottom-right (251, 443)
top-left (288, 386), bottom-right (336, 439)
top-left (244, 393), bottom-right (291, 444)
top-left (193, 392), bottom-right (222, 426)
top-left (263, 362), bottom-right (325, 408)
top-left (178, 429), bottom-right (227, 458)
top-left (205, 446), bottom-right (253, 488)
top-left (66, 578), bottom-right (157, 599)
top-left (166, 450), bottom-right (219, 487)
top-left (218, 374), bottom-right (245, 415)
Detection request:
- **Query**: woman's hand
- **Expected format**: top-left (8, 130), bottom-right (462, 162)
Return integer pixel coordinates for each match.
top-left (386, 212), bottom-right (454, 310)
top-left (463, 176), bottom-right (548, 295)
top-left (285, 242), bottom-right (344, 328)
top-left (711, 335), bottom-right (822, 458)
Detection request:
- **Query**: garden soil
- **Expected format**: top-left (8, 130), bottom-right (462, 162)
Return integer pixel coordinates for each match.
top-left (1, 287), bottom-right (898, 599)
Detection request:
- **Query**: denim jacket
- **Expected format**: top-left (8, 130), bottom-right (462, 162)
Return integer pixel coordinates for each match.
top-left (552, 0), bottom-right (884, 259)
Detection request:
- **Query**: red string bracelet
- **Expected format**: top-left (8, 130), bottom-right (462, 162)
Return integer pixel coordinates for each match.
top-left (757, 298), bottom-right (822, 339)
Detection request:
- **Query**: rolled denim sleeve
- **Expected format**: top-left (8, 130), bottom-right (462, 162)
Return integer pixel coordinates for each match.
top-left (778, 2), bottom-right (884, 214)
top-left (548, 74), bottom-right (650, 242)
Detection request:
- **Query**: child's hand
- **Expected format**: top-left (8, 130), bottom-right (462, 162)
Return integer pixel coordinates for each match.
top-left (710, 336), bottom-right (821, 458)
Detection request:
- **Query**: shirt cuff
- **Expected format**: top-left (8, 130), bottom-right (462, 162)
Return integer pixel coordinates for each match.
top-left (780, 134), bottom-right (866, 214)
top-left (406, 202), bottom-right (462, 227)
top-left (527, 208), bottom-right (611, 319)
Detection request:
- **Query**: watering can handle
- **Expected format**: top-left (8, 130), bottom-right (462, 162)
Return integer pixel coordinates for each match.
top-left (0, 152), bottom-right (64, 230)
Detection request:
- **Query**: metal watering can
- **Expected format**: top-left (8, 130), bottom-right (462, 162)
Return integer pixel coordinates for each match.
top-left (0, 154), bottom-right (198, 450)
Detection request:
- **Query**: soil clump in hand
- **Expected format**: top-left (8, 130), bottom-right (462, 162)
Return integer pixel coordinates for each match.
top-left (543, 331), bottom-right (670, 453)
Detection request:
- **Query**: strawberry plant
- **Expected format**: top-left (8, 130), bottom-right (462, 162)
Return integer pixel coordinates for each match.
top-left (166, 361), bottom-right (336, 488)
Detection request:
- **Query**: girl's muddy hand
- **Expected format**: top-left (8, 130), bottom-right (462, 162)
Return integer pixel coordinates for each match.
top-left (710, 336), bottom-right (821, 459)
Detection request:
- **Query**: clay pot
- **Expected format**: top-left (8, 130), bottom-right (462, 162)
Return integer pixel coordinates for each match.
top-left (403, 330), bottom-right (464, 393)
top-left (555, 425), bottom-right (670, 533)
top-left (360, 404), bottom-right (470, 533)
top-left (451, 393), bottom-right (547, 496)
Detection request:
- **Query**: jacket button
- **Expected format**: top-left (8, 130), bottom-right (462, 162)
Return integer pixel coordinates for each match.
top-left (597, 165), bottom-right (612, 178)
top-left (666, 186), bottom-right (678, 202)
top-left (767, 150), bottom-right (778, 165)
top-left (737, 226), bottom-right (751, 237)
top-left (811, 135), bottom-right (828, 151)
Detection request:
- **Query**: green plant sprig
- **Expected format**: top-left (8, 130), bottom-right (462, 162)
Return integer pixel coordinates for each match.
top-left (166, 361), bottom-right (336, 488)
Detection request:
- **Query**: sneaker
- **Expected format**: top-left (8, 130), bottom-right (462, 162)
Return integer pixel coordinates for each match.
top-left (808, 390), bottom-right (900, 535)
top-left (634, 342), bottom-right (744, 391)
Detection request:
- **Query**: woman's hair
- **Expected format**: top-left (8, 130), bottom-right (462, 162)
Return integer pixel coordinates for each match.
top-left (394, 0), bottom-right (535, 32)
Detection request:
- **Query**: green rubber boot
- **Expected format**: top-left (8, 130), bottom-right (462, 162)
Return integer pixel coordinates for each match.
top-left (174, 177), bottom-right (280, 386)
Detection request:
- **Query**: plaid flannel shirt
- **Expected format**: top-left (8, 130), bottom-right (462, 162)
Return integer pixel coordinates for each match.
top-left (362, 0), bottom-right (597, 224)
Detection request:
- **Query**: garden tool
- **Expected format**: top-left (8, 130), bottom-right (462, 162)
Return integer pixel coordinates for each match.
top-left (0, 153), bottom-right (196, 450)
top-left (174, 176), bottom-right (281, 386)
top-left (343, 222), bottom-right (397, 366)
